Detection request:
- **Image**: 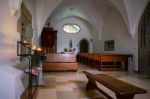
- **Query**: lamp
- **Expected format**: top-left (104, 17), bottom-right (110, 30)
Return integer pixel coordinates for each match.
top-left (23, 40), bottom-right (27, 43)
top-left (31, 45), bottom-right (36, 50)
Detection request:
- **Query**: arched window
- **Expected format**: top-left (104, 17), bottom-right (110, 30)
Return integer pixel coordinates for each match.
top-left (63, 24), bottom-right (80, 34)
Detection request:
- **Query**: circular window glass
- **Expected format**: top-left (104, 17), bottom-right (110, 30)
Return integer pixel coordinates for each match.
top-left (63, 24), bottom-right (80, 33)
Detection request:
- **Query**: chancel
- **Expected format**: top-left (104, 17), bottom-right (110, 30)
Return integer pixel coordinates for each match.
top-left (0, 0), bottom-right (150, 99)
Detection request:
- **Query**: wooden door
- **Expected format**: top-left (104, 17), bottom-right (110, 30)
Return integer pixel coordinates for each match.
top-left (79, 39), bottom-right (89, 53)
top-left (138, 1), bottom-right (150, 75)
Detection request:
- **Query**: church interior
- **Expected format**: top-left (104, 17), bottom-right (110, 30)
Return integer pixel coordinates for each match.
top-left (0, 0), bottom-right (150, 99)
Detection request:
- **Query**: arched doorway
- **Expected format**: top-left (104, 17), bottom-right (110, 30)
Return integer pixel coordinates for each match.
top-left (79, 38), bottom-right (89, 53)
top-left (138, 1), bottom-right (150, 75)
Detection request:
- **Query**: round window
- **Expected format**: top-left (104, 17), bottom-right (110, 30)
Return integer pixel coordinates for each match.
top-left (63, 24), bottom-right (80, 33)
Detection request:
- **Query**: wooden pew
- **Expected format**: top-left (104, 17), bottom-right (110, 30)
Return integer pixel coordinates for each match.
top-left (92, 54), bottom-right (100, 69)
top-left (78, 53), bottom-right (88, 66)
top-left (87, 53), bottom-right (94, 67)
top-left (90, 53), bottom-right (100, 68)
top-left (99, 54), bottom-right (132, 71)
top-left (79, 53), bottom-right (87, 65)
top-left (83, 71), bottom-right (147, 99)
top-left (78, 53), bottom-right (132, 71)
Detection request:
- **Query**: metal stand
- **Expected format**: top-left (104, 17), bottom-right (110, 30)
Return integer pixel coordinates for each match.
top-left (17, 41), bottom-right (44, 99)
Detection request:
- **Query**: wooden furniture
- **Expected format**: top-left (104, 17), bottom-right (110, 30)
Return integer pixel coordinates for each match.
top-left (78, 53), bottom-right (132, 71)
top-left (99, 54), bottom-right (132, 71)
top-left (43, 53), bottom-right (78, 71)
top-left (83, 71), bottom-right (147, 99)
top-left (138, 1), bottom-right (150, 75)
top-left (41, 27), bottom-right (57, 53)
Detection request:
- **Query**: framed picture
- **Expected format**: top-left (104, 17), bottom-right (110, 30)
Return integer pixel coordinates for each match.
top-left (104, 40), bottom-right (114, 51)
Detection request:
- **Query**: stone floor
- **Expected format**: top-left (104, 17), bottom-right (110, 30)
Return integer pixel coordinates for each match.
top-left (36, 64), bottom-right (150, 99)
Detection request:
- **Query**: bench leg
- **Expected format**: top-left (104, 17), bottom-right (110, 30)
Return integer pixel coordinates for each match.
top-left (116, 94), bottom-right (134, 99)
top-left (86, 79), bottom-right (97, 90)
top-left (97, 62), bottom-right (102, 71)
top-left (124, 61), bottom-right (128, 71)
top-left (86, 78), bottom-right (113, 99)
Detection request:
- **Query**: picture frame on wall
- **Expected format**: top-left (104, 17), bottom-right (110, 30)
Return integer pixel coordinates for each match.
top-left (104, 40), bottom-right (114, 51)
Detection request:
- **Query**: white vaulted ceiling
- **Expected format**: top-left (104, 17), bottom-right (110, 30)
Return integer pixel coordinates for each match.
top-left (34, 0), bottom-right (149, 38)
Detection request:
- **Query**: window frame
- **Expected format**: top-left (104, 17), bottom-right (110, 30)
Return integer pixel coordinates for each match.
top-left (63, 23), bottom-right (80, 34)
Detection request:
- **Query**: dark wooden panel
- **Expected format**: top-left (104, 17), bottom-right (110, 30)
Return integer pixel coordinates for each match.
top-left (45, 53), bottom-right (76, 62)
top-left (100, 54), bottom-right (128, 62)
top-left (138, 1), bottom-right (150, 75)
top-left (43, 63), bottom-right (78, 71)
top-left (41, 27), bottom-right (57, 53)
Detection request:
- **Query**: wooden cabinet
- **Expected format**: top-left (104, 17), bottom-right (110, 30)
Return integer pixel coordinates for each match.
top-left (41, 27), bottom-right (57, 53)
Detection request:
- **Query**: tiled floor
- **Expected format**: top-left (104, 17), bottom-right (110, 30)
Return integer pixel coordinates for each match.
top-left (36, 64), bottom-right (150, 99)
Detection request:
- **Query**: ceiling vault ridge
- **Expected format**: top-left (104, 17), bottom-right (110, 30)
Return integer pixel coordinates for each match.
top-left (123, 0), bottom-right (149, 38)
top-left (9, 0), bottom-right (22, 16)
top-left (33, 0), bottom-right (150, 39)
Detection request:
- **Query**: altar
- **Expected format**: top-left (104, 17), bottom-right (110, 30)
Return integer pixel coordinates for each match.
top-left (43, 53), bottom-right (78, 71)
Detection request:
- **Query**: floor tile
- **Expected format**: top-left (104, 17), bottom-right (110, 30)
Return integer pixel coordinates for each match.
top-left (36, 95), bottom-right (56, 99)
top-left (37, 89), bottom-right (56, 96)
top-left (57, 90), bottom-right (77, 99)
top-left (36, 64), bottom-right (150, 99)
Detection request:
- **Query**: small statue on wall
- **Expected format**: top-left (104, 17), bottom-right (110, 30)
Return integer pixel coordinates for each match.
top-left (69, 39), bottom-right (73, 52)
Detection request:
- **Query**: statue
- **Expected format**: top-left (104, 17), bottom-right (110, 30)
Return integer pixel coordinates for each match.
top-left (69, 39), bottom-right (73, 52)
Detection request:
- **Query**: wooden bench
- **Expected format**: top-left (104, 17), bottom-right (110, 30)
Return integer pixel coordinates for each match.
top-left (83, 71), bottom-right (147, 99)
top-left (99, 54), bottom-right (132, 71)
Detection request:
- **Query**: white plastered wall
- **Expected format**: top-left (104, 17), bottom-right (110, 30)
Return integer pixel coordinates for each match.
top-left (0, 0), bottom-right (37, 66)
top-left (54, 17), bottom-right (93, 53)
top-left (35, 0), bottom-right (63, 37)
top-left (0, 0), bottom-right (20, 66)
top-left (22, 0), bottom-right (38, 45)
top-left (0, 0), bottom-right (38, 99)
top-left (96, 9), bottom-right (138, 71)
